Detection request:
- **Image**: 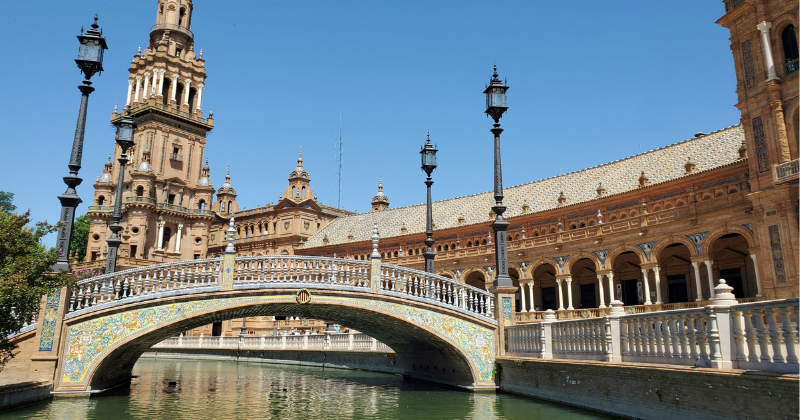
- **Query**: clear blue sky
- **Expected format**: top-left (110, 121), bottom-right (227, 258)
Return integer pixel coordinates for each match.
top-left (0, 1), bottom-right (738, 242)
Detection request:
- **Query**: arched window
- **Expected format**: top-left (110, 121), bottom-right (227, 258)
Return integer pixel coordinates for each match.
top-left (783, 25), bottom-right (799, 74)
top-left (188, 87), bottom-right (197, 111)
top-left (162, 78), bottom-right (171, 105)
top-left (292, 186), bottom-right (296, 197)
top-left (533, 231), bottom-right (539, 237)
top-left (198, 199), bottom-right (205, 210)
top-left (301, 186), bottom-right (306, 199)
top-left (466, 241), bottom-right (472, 248)
top-left (159, 4), bottom-right (164, 22)
top-left (579, 222), bottom-right (586, 228)
top-left (570, 224), bottom-right (577, 230)
top-left (97, 196), bottom-right (105, 206)
top-left (175, 83), bottom-right (184, 105)
top-left (179, 7), bottom-right (186, 26)
top-left (161, 227), bottom-right (172, 249)
top-left (481, 239), bottom-right (487, 246)
top-left (136, 186), bottom-right (144, 197)
top-left (227, 201), bottom-right (232, 213)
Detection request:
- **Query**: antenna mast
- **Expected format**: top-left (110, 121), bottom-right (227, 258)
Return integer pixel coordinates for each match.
top-left (334, 114), bottom-right (344, 208)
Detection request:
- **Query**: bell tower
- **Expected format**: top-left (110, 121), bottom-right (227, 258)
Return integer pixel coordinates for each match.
top-left (85, 0), bottom-right (217, 266)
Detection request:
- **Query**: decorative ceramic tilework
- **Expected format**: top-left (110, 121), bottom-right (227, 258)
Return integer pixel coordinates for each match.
top-left (221, 253), bottom-right (234, 290)
top-left (741, 40), bottom-right (756, 89)
top-left (752, 116), bottom-right (769, 173)
top-left (686, 231), bottom-right (709, 255)
top-left (742, 224), bottom-right (753, 233)
top-left (768, 225), bottom-right (787, 283)
top-left (637, 242), bottom-right (656, 262)
top-left (593, 249), bottom-right (610, 269)
top-left (502, 297), bottom-right (513, 326)
top-left (553, 256), bottom-right (569, 272)
top-left (60, 294), bottom-right (496, 386)
top-left (370, 259), bottom-right (381, 293)
top-left (38, 292), bottom-right (61, 351)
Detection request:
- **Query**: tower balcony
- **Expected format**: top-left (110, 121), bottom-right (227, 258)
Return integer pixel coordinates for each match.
top-left (150, 23), bottom-right (193, 43)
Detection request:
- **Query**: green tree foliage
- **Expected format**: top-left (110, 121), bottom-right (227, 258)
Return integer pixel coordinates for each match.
top-left (70, 215), bottom-right (90, 263)
top-left (0, 210), bottom-right (70, 370)
top-left (0, 191), bottom-right (15, 214)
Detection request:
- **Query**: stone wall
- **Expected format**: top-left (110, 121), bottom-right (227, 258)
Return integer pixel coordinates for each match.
top-left (142, 348), bottom-right (403, 376)
top-left (496, 357), bottom-right (799, 420)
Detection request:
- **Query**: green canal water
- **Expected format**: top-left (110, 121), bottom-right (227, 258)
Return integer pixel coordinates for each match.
top-left (5, 358), bottom-right (612, 419)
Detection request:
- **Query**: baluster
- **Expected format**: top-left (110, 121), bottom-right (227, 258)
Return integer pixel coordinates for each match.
top-left (164, 267), bottom-right (172, 291)
top-left (654, 316), bottom-right (664, 357)
top-left (732, 309), bottom-right (747, 364)
top-left (678, 314), bottom-right (689, 359)
top-left (69, 288), bottom-right (76, 312)
top-left (669, 315), bottom-right (680, 358)
top-left (620, 319), bottom-right (629, 356)
top-left (488, 295), bottom-right (494, 318)
top-left (686, 315), bottom-right (698, 359)
top-left (780, 306), bottom-right (799, 364)
top-left (754, 308), bottom-right (772, 363)
top-left (767, 308), bottom-right (785, 363)
top-left (697, 313), bottom-right (709, 362)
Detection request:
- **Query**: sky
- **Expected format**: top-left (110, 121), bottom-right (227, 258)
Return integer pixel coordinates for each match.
top-left (0, 1), bottom-right (738, 244)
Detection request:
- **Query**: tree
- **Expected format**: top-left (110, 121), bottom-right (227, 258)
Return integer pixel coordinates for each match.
top-left (0, 210), bottom-right (70, 370)
top-left (0, 191), bottom-right (15, 215)
top-left (70, 214), bottom-right (90, 263)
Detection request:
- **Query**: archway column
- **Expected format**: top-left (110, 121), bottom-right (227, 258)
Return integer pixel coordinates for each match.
top-left (134, 76), bottom-right (142, 103)
top-left (157, 69), bottom-right (165, 97)
top-left (170, 73), bottom-right (179, 102)
top-left (750, 254), bottom-right (763, 297)
top-left (756, 21), bottom-right (778, 81)
top-left (184, 79), bottom-right (192, 105)
top-left (705, 260), bottom-right (716, 300)
top-left (174, 223), bottom-right (183, 253)
top-left (566, 277), bottom-right (574, 310)
top-left (156, 220), bottom-right (165, 251)
top-left (555, 278), bottom-right (565, 310)
top-left (527, 280), bottom-right (534, 311)
top-left (691, 261), bottom-right (703, 301)
top-left (125, 79), bottom-right (134, 106)
top-left (641, 268), bottom-right (652, 305)
top-left (518, 282), bottom-right (527, 312)
top-left (142, 73), bottom-right (150, 100)
top-left (607, 272), bottom-right (615, 301)
top-left (653, 266), bottom-right (663, 304)
top-left (596, 274), bottom-right (606, 308)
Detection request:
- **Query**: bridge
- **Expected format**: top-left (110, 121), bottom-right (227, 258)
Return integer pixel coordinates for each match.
top-left (7, 247), bottom-right (504, 394)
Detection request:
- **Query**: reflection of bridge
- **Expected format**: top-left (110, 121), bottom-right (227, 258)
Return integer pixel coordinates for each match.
top-left (17, 254), bottom-right (501, 393)
top-left (152, 332), bottom-right (395, 353)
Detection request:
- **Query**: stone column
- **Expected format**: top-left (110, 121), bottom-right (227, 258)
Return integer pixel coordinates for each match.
top-left (142, 72), bottom-right (150, 100)
top-left (756, 21), bottom-right (778, 81)
top-left (518, 282), bottom-right (527, 312)
top-left (174, 223), bottom-right (183, 253)
top-left (556, 278), bottom-right (564, 310)
top-left (750, 254), bottom-right (763, 297)
top-left (197, 83), bottom-right (204, 110)
top-left (653, 266), bottom-right (663, 304)
top-left (691, 262), bottom-right (703, 300)
top-left (608, 272), bottom-right (615, 301)
top-left (170, 74), bottom-right (179, 102)
top-left (157, 70), bottom-right (165, 97)
top-left (705, 260), bottom-right (716, 300)
top-left (566, 277), bottom-right (574, 310)
top-left (597, 274), bottom-right (606, 308)
top-left (641, 268), bottom-right (652, 305)
top-left (125, 79), bottom-right (134, 106)
top-left (527, 280), bottom-right (534, 311)
top-left (184, 79), bottom-right (192, 105)
top-left (156, 220), bottom-right (165, 250)
top-left (134, 76), bottom-right (142, 103)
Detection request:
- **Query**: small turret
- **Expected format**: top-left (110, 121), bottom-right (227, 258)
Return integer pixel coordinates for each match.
top-left (370, 176), bottom-right (389, 212)
top-left (216, 165), bottom-right (238, 215)
top-left (284, 149), bottom-right (313, 201)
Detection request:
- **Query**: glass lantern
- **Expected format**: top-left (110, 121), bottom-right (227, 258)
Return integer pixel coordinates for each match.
top-left (420, 136), bottom-right (438, 176)
top-left (75, 16), bottom-right (108, 79)
top-left (483, 66), bottom-right (509, 121)
top-left (115, 115), bottom-right (137, 150)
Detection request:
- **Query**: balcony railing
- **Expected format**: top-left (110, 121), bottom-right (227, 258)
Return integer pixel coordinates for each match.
top-left (787, 59), bottom-right (799, 75)
top-left (169, 153), bottom-right (184, 162)
top-left (774, 158), bottom-right (799, 182)
top-left (86, 205), bottom-right (116, 212)
top-left (150, 23), bottom-right (193, 40)
top-left (126, 196), bottom-right (156, 205)
top-left (156, 202), bottom-right (215, 217)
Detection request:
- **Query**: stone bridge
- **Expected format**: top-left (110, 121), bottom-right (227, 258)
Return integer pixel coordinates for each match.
top-left (8, 253), bottom-right (509, 394)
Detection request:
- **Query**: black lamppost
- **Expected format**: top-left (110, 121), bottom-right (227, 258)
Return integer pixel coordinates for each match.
top-left (420, 134), bottom-right (438, 273)
top-left (484, 65), bottom-right (513, 288)
top-left (105, 115), bottom-right (136, 274)
top-left (53, 15), bottom-right (108, 271)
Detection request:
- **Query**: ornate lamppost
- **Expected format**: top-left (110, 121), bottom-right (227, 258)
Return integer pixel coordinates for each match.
top-left (484, 65), bottom-right (513, 288)
top-left (53, 15), bottom-right (108, 271)
top-left (420, 134), bottom-right (438, 274)
top-left (105, 115), bottom-right (136, 273)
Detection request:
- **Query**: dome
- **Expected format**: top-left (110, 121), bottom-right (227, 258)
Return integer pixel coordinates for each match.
top-left (289, 150), bottom-right (309, 179)
top-left (97, 155), bottom-right (112, 183)
top-left (198, 176), bottom-right (210, 186)
top-left (137, 161), bottom-right (153, 172)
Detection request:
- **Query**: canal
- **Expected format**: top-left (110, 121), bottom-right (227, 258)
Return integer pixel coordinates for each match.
top-left (5, 358), bottom-right (611, 419)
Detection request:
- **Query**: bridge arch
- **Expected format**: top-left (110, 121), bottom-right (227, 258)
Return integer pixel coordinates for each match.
top-left (54, 256), bottom-right (497, 393)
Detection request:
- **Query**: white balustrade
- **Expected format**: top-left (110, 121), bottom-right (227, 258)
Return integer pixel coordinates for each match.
top-left (152, 332), bottom-right (394, 353)
top-left (620, 308), bottom-right (711, 366)
top-left (731, 299), bottom-right (799, 373)
top-left (552, 318), bottom-right (611, 361)
top-left (506, 323), bottom-right (545, 356)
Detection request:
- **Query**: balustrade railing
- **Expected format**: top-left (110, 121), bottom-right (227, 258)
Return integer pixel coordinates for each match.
top-left (66, 255), bottom-right (495, 321)
top-left (775, 158), bottom-right (799, 181)
top-left (506, 297), bottom-right (799, 373)
top-left (152, 332), bottom-right (392, 353)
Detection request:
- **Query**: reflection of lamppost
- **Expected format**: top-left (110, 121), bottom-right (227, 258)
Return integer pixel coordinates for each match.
top-left (484, 65), bottom-right (513, 288)
top-left (420, 134), bottom-right (438, 274)
top-left (53, 15), bottom-right (108, 271)
top-left (105, 115), bottom-right (136, 274)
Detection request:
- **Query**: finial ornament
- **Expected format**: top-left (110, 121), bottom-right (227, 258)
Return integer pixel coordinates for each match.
top-left (225, 216), bottom-right (236, 253)
top-left (114, 102), bottom-right (118, 113)
top-left (199, 49), bottom-right (203, 59)
top-left (371, 224), bottom-right (381, 258)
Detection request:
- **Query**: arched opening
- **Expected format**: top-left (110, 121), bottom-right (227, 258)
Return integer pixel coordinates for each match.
top-left (198, 199), bottom-right (205, 210)
top-left (96, 196), bottom-right (105, 206)
top-left (158, 4), bottom-right (164, 23)
top-left (611, 251), bottom-right (643, 306)
top-left (136, 186), bottom-right (144, 197)
top-left (533, 264), bottom-right (557, 311)
top-left (161, 227), bottom-right (172, 250)
top-left (464, 271), bottom-right (486, 291)
top-left (161, 78), bottom-right (171, 105)
top-left (570, 258), bottom-right (599, 308)
top-left (466, 241), bottom-right (472, 248)
top-left (658, 243), bottom-right (695, 303)
top-left (178, 7), bottom-right (187, 26)
top-left (508, 268), bottom-right (522, 311)
top-left (782, 25), bottom-right (799, 74)
top-left (292, 186), bottom-right (296, 198)
top-left (188, 87), bottom-right (197, 111)
top-left (86, 300), bottom-right (482, 392)
top-left (709, 233), bottom-right (756, 299)
top-left (301, 186), bottom-right (306, 199)
top-left (227, 201), bottom-right (232, 213)
top-left (175, 83), bottom-right (184, 106)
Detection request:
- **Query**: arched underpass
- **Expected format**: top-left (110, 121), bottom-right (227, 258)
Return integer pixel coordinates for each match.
top-left (57, 289), bottom-right (497, 394)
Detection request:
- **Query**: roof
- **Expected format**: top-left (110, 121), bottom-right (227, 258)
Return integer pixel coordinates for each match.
top-left (302, 125), bottom-right (745, 248)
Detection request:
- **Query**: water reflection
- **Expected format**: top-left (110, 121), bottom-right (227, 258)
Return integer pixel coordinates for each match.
top-left (5, 358), bottom-right (609, 419)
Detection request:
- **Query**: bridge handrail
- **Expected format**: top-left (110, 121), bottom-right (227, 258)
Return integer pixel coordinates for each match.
top-left (65, 255), bottom-right (495, 321)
